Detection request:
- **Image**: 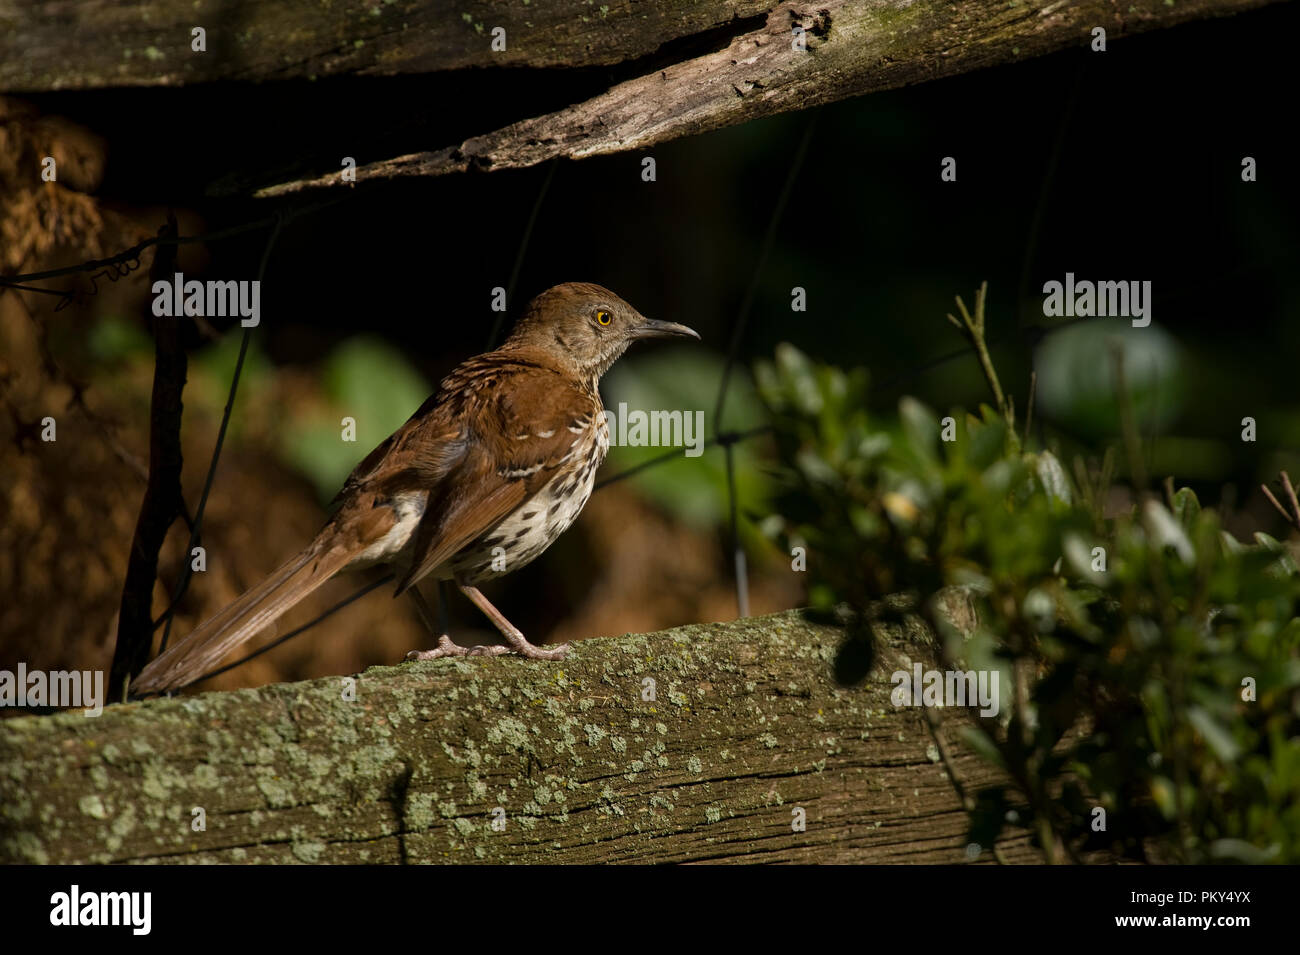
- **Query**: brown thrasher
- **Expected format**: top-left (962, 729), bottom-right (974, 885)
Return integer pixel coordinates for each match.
top-left (131, 283), bottom-right (699, 694)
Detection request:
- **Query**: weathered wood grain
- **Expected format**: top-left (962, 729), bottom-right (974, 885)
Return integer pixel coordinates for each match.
top-left (0, 610), bottom-right (1039, 863)
top-left (0, 2), bottom-right (1279, 195)
top-left (248, 0), bottom-right (1280, 195)
top-left (0, 1), bottom-right (775, 91)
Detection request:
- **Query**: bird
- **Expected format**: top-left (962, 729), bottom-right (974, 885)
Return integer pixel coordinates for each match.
top-left (131, 282), bottom-right (699, 694)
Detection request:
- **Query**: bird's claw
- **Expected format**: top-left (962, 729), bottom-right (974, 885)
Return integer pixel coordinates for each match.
top-left (405, 634), bottom-right (567, 662)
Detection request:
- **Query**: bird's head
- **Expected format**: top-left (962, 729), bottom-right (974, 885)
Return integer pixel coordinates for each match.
top-left (504, 282), bottom-right (699, 383)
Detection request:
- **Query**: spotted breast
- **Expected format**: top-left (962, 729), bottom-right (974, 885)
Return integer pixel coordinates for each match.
top-left (448, 410), bottom-right (610, 583)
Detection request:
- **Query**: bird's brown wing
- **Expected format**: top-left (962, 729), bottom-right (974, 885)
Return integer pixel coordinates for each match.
top-left (331, 393), bottom-right (467, 507)
top-left (394, 361), bottom-right (601, 593)
top-left (133, 384), bottom-right (473, 694)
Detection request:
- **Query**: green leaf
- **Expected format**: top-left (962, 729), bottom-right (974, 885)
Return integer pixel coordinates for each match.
top-left (775, 342), bottom-right (823, 415)
top-left (898, 396), bottom-right (940, 461)
top-left (1254, 532), bottom-right (1284, 552)
top-left (1186, 705), bottom-right (1242, 762)
top-left (1143, 500), bottom-right (1194, 564)
top-left (1063, 532), bottom-right (1106, 585)
top-left (967, 416), bottom-right (1007, 469)
top-left (1171, 486), bottom-right (1201, 529)
top-left (1035, 450), bottom-right (1073, 506)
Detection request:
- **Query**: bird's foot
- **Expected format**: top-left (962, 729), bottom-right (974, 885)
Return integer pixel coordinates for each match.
top-left (405, 635), bottom-right (509, 661)
top-left (504, 636), bottom-right (569, 661)
top-left (404, 634), bottom-right (568, 661)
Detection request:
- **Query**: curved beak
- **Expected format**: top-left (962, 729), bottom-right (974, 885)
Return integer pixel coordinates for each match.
top-left (631, 317), bottom-right (701, 341)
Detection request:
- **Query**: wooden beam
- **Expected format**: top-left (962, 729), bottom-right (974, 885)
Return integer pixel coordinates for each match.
top-left (0, 610), bottom-right (1040, 864)
top-left (0, 0), bottom-right (774, 92)
top-left (249, 0), bottom-right (1280, 196)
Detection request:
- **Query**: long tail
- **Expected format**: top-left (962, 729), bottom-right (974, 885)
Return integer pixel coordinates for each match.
top-left (131, 541), bottom-right (357, 695)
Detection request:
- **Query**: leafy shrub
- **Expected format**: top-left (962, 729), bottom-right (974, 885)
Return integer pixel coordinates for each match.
top-left (757, 324), bottom-right (1300, 864)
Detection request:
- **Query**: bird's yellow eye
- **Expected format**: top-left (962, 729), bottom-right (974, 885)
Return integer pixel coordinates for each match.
top-left (596, 309), bottom-right (611, 326)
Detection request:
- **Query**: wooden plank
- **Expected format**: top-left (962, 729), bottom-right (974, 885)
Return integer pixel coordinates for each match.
top-left (0, 610), bottom-right (1039, 863)
top-left (249, 0), bottom-right (1281, 195)
top-left (0, 0), bottom-right (774, 91)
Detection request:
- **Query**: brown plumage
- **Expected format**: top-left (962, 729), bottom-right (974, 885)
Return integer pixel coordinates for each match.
top-left (131, 282), bottom-right (699, 695)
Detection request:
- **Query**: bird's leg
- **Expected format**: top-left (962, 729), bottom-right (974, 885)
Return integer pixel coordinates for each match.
top-left (458, 583), bottom-right (569, 661)
top-left (405, 581), bottom-right (508, 660)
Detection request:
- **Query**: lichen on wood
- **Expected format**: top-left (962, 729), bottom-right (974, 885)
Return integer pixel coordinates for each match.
top-left (0, 610), bottom-right (1040, 863)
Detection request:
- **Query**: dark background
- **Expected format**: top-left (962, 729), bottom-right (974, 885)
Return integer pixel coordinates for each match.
top-left (7, 1), bottom-right (1298, 684)
top-left (23, 3), bottom-right (1295, 396)
top-left (25, 1), bottom-right (1298, 469)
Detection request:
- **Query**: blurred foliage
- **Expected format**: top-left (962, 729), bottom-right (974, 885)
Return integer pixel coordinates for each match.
top-left (757, 330), bottom-right (1300, 864)
top-left (280, 336), bottom-right (432, 501)
top-left (1035, 319), bottom-right (1186, 440)
top-left (605, 348), bottom-right (772, 547)
top-left (189, 324), bottom-right (276, 441)
top-left (85, 314), bottom-right (277, 446)
top-left (82, 323), bottom-right (429, 500)
top-left (85, 313), bottom-right (152, 362)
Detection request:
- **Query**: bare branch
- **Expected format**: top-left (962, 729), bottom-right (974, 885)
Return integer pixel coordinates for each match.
top-left (244, 0), bottom-right (1277, 196)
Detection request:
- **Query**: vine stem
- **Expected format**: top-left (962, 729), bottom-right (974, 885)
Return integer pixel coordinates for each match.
top-left (946, 281), bottom-right (1017, 445)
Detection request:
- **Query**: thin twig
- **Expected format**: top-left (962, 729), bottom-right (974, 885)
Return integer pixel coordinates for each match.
top-left (487, 156), bottom-right (560, 350)
top-left (0, 199), bottom-right (341, 287)
top-left (947, 281), bottom-right (1010, 426)
top-left (1261, 471), bottom-right (1300, 531)
top-left (1023, 370), bottom-right (1036, 449)
top-left (593, 426), bottom-right (771, 491)
top-left (1016, 59), bottom-right (1085, 328)
top-left (713, 114), bottom-right (816, 437)
top-left (1109, 343), bottom-right (1148, 493)
top-left (157, 213), bottom-right (287, 655)
top-left (1285, 471), bottom-right (1300, 522)
top-left (725, 442), bottom-right (749, 618)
